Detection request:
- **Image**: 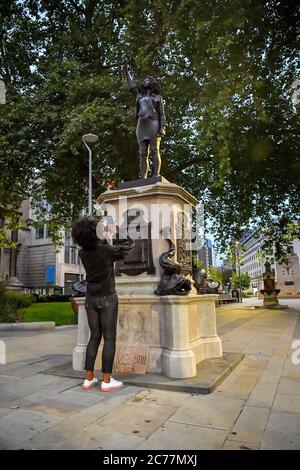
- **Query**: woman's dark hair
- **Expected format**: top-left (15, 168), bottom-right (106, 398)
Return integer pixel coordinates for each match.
top-left (71, 217), bottom-right (99, 250)
top-left (139, 77), bottom-right (161, 95)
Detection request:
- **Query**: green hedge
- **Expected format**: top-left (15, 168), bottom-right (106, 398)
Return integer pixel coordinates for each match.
top-left (5, 292), bottom-right (36, 308)
top-left (34, 294), bottom-right (71, 303)
top-left (0, 280), bottom-right (35, 323)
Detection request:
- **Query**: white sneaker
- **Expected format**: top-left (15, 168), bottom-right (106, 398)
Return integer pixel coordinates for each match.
top-left (101, 377), bottom-right (123, 392)
top-left (82, 377), bottom-right (98, 390)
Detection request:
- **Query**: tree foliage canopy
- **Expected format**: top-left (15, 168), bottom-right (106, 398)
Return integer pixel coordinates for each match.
top-left (0, 0), bottom-right (299, 254)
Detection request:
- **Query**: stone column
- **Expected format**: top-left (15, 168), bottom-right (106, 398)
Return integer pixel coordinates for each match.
top-left (7, 230), bottom-right (24, 292)
top-left (72, 297), bottom-right (90, 371)
top-left (161, 296), bottom-right (196, 378)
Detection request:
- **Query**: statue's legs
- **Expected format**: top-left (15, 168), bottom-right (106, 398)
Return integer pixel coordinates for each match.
top-left (150, 136), bottom-right (161, 177)
top-left (139, 141), bottom-right (150, 179)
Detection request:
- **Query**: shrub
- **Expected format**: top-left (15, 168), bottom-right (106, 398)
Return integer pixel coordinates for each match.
top-left (0, 280), bottom-right (33, 323)
top-left (0, 279), bottom-right (6, 302)
top-left (5, 292), bottom-right (35, 309)
top-left (242, 290), bottom-right (253, 298)
top-left (0, 299), bottom-right (25, 323)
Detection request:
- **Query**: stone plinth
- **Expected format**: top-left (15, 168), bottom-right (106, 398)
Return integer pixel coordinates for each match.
top-left (260, 290), bottom-right (280, 308)
top-left (73, 293), bottom-right (222, 379)
top-left (97, 180), bottom-right (198, 286)
top-left (6, 277), bottom-right (24, 293)
top-left (72, 179), bottom-right (223, 379)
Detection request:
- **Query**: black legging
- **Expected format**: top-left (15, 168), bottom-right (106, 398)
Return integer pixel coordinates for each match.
top-left (85, 293), bottom-right (118, 373)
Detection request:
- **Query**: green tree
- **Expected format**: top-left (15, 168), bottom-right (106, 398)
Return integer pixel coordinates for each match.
top-left (0, 1), bottom-right (299, 253)
top-left (221, 268), bottom-right (233, 287)
top-left (232, 272), bottom-right (251, 290)
top-left (209, 266), bottom-right (222, 283)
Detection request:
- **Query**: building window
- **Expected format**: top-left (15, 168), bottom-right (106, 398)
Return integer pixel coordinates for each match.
top-left (64, 230), bottom-right (71, 263)
top-left (45, 225), bottom-right (50, 238)
top-left (70, 245), bottom-right (77, 264)
top-left (285, 281), bottom-right (294, 286)
top-left (64, 229), bottom-right (78, 265)
top-left (35, 225), bottom-right (44, 239)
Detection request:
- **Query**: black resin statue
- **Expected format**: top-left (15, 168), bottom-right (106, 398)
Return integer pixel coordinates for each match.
top-left (155, 238), bottom-right (191, 296)
top-left (122, 59), bottom-right (167, 179)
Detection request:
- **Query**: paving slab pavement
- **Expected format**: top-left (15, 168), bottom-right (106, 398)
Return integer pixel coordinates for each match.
top-left (1, 298), bottom-right (300, 450)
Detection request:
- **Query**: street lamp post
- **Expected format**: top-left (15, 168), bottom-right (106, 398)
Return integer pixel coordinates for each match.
top-left (236, 243), bottom-right (243, 303)
top-left (82, 133), bottom-right (99, 216)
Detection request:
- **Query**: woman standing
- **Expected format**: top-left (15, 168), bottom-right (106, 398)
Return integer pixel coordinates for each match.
top-left (71, 217), bottom-right (132, 392)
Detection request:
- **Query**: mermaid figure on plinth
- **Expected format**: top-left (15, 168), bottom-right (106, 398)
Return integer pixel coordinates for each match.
top-left (122, 59), bottom-right (167, 179)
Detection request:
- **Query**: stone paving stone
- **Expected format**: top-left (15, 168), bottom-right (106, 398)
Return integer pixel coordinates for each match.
top-left (261, 431), bottom-right (300, 450)
top-left (272, 342), bottom-right (291, 358)
top-left (0, 407), bottom-right (14, 418)
top-left (0, 408), bottom-right (64, 450)
top-left (229, 405), bottom-right (270, 444)
top-left (0, 363), bottom-right (52, 379)
top-left (272, 393), bottom-right (300, 414)
top-left (232, 355), bottom-right (268, 376)
top-left (2, 330), bottom-right (77, 364)
top-left (0, 375), bottom-right (20, 385)
top-left (127, 388), bottom-right (192, 409)
top-left (54, 387), bottom-right (106, 406)
top-left (247, 381), bottom-right (278, 408)
top-left (214, 370), bottom-right (259, 400)
top-left (21, 399), bottom-right (92, 417)
top-left (1, 372), bottom-right (66, 398)
top-left (259, 357), bottom-right (285, 384)
top-left (0, 388), bottom-right (26, 406)
top-left (93, 401), bottom-right (176, 439)
top-left (15, 385), bottom-right (106, 417)
top-left (138, 421), bottom-right (228, 450)
top-left (169, 394), bottom-right (244, 430)
top-left (244, 339), bottom-right (277, 356)
top-left (54, 424), bottom-right (145, 450)
top-left (1, 301), bottom-right (299, 450)
top-left (282, 360), bottom-right (300, 379)
top-left (0, 355), bottom-right (72, 378)
top-left (0, 353), bottom-right (69, 367)
top-left (13, 386), bottom-right (142, 450)
top-left (215, 355), bottom-right (267, 400)
top-left (277, 377), bottom-right (300, 396)
top-left (2, 377), bottom-right (82, 407)
top-left (222, 439), bottom-right (259, 450)
top-left (266, 410), bottom-right (300, 435)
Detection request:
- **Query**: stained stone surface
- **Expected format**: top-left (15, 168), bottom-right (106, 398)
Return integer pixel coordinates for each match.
top-left (1, 298), bottom-right (300, 450)
top-left (43, 352), bottom-right (243, 394)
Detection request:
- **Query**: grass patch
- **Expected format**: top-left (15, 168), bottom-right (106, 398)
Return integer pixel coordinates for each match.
top-left (20, 302), bottom-right (75, 326)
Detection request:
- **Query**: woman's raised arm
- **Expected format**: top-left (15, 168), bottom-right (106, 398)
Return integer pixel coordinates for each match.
top-left (122, 59), bottom-right (138, 96)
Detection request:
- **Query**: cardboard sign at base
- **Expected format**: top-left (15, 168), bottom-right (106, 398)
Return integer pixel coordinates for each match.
top-left (113, 344), bottom-right (149, 374)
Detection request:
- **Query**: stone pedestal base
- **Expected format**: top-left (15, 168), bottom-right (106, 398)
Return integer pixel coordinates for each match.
top-left (263, 295), bottom-right (279, 307)
top-left (6, 277), bottom-right (24, 293)
top-left (162, 349), bottom-right (196, 379)
top-left (255, 303), bottom-right (290, 310)
top-left (72, 179), bottom-right (223, 379)
top-left (72, 294), bottom-right (222, 379)
top-left (256, 292), bottom-right (289, 309)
